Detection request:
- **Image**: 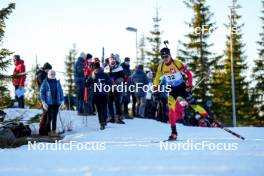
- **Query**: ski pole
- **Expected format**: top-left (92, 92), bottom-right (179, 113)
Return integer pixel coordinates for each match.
top-left (154, 95), bottom-right (160, 120)
top-left (192, 70), bottom-right (211, 91)
top-left (214, 120), bottom-right (245, 140)
top-left (164, 40), bottom-right (169, 48)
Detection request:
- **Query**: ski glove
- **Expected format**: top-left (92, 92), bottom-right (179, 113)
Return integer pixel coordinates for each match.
top-left (42, 102), bottom-right (48, 111)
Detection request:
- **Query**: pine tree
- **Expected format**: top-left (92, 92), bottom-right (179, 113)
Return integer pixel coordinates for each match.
top-left (212, 0), bottom-right (251, 125)
top-left (146, 7), bottom-right (162, 73)
top-left (178, 0), bottom-right (221, 103)
top-left (138, 33), bottom-right (148, 69)
top-left (0, 3), bottom-right (15, 108)
top-left (64, 44), bottom-right (77, 110)
top-left (251, 1), bottom-right (264, 122)
top-left (25, 58), bottom-right (40, 108)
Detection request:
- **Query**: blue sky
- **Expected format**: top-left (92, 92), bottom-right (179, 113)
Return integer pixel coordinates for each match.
top-left (0, 0), bottom-right (261, 81)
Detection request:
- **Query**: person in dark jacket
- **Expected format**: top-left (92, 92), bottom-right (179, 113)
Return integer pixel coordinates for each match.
top-left (83, 53), bottom-right (94, 115)
top-left (40, 70), bottom-right (64, 137)
top-left (121, 57), bottom-right (132, 119)
top-left (104, 54), bottom-right (125, 124)
top-left (74, 52), bottom-right (86, 115)
top-left (103, 58), bottom-right (109, 68)
top-left (36, 62), bottom-right (52, 89)
top-left (36, 62), bottom-right (52, 135)
top-left (88, 62), bottom-right (112, 130)
top-left (12, 55), bottom-right (26, 108)
top-left (145, 71), bottom-right (156, 119)
top-left (131, 65), bottom-right (148, 118)
top-left (90, 57), bottom-right (100, 70)
top-left (131, 65), bottom-right (138, 117)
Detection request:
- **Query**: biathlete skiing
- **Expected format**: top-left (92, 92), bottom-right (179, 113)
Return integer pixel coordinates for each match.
top-left (154, 45), bottom-right (209, 141)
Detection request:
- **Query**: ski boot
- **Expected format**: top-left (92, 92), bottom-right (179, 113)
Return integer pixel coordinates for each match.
top-left (116, 119), bottom-right (125, 124)
top-left (108, 117), bottom-right (115, 123)
top-left (116, 115), bottom-right (125, 124)
top-left (100, 123), bottom-right (106, 130)
top-left (168, 125), bottom-right (177, 141)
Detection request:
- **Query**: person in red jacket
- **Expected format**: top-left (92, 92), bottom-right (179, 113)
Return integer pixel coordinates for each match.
top-left (12, 55), bottom-right (26, 108)
top-left (83, 53), bottom-right (94, 115)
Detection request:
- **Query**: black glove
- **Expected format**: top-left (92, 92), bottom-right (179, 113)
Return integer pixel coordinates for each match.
top-left (186, 85), bottom-right (192, 94)
top-left (186, 94), bottom-right (196, 104)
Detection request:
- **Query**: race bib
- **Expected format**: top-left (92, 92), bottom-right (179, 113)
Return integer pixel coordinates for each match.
top-left (164, 72), bottom-right (183, 87)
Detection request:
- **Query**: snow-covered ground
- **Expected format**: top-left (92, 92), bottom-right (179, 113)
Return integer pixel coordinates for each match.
top-left (0, 108), bottom-right (264, 176)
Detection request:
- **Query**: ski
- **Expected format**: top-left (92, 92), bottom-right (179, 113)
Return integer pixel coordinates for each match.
top-left (151, 139), bottom-right (184, 143)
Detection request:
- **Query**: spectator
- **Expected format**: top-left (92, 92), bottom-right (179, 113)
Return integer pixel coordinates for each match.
top-left (74, 52), bottom-right (86, 115)
top-left (40, 70), bottom-right (64, 137)
top-left (121, 57), bottom-right (132, 119)
top-left (103, 58), bottom-right (109, 68)
top-left (83, 53), bottom-right (94, 115)
top-left (145, 71), bottom-right (156, 119)
top-left (131, 65), bottom-right (148, 118)
top-left (12, 55), bottom-right (26, 108)
top-left (36, 62), bottom-right (52, 89)
top-left (104, 54), bottom-right (125, 124)
top-left (36, 62), bottom-right (52, 135)
top-left (88, 62), bottom-right (112, 130)
top-left (114, 54), bottom-right (121, 64)
top-left (91, 57), bottom-right (100, 70)
top-left (131, 65), bottom-right (137, 117)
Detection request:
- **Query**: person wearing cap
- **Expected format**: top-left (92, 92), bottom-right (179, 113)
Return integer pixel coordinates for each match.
top-left (36, 62), bottom-right (52, 135)
top-left (90, 57), bottom-right (101, 115)
top-left (87, 62), bottom-right (112, 130)
top-left (121, 57), bottom-right (132, 119)
top-left (203, 99), bottom-right (220, 127)
top-left (114, 54), bottom-right (121, 65)
top-left (83, 53), bottom-right (94, 115)
top-left (154, 47), bottom-right (209, 140)
top-left (145, 71), bottom-right (156, 119)
top-left (91, 57), bottom-right (100, 70)
top-left (74, 52), bottom-right (86, 115)
top-left (12, 55), bottom-right (26, 108)
top-left (121, 57), bottom-right (131, 81)
top-left (40, 70), bottom-right (64, 137)
top-left (154, 48), bottom-right (189, 140)
top-left (104, 54), bottom-right (125, 124)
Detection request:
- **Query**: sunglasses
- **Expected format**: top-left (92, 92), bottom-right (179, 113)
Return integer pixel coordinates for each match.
top-left (161, 55), bottom-right (170, 59)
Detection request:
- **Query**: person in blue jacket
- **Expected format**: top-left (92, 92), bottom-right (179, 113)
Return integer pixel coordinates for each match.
top-left (40, 70), bottom-right (64, 136)
top-left (74, 52), bottom-right (86, 115)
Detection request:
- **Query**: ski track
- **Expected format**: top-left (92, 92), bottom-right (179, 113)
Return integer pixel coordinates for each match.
top-left (0, 108), bottom-right (264, 176)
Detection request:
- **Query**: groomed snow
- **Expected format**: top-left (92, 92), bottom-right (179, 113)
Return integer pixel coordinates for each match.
top-left (0, 108), bottom-right (264, 176)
